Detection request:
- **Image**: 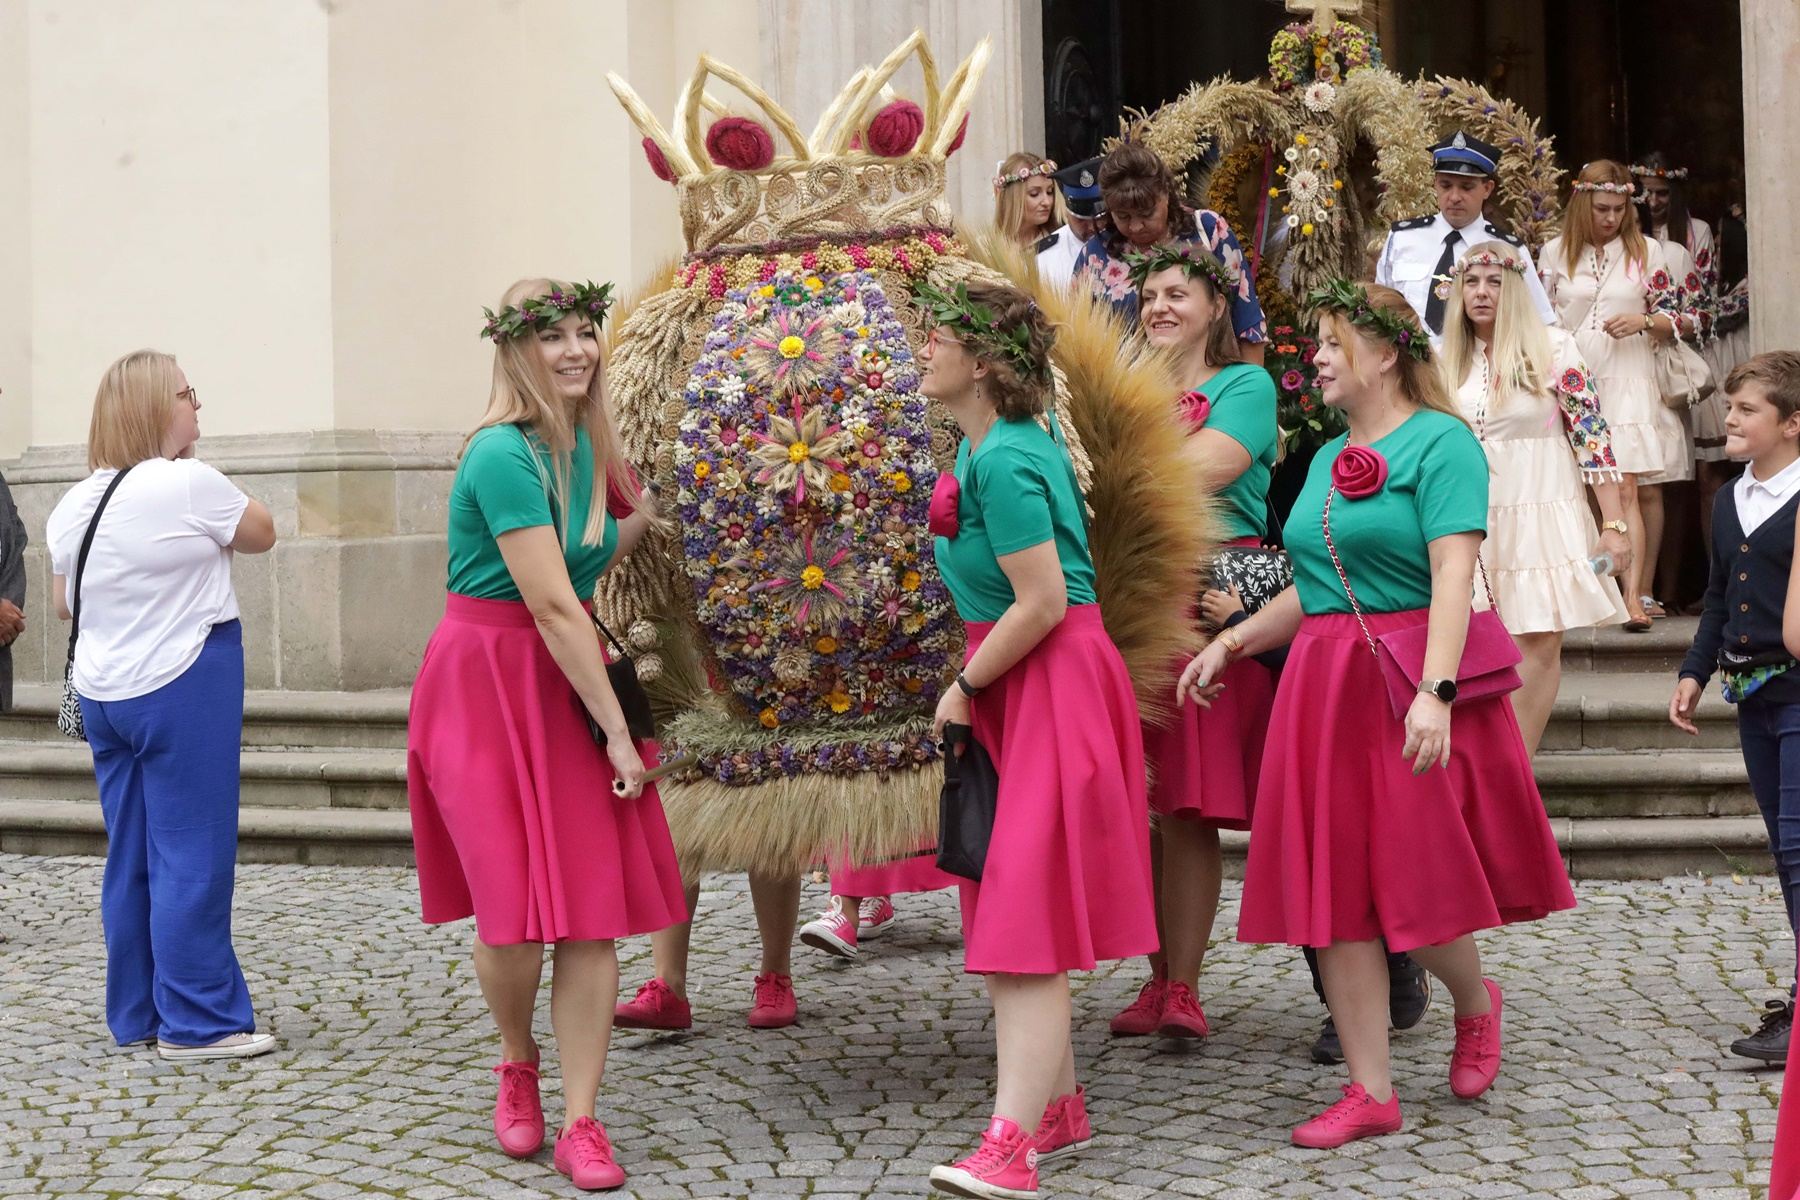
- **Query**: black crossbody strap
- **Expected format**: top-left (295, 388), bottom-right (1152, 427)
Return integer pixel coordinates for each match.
top-left (67, 465), bottom-right (135, 659)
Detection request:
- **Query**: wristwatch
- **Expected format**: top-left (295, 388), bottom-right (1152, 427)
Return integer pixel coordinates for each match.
top-left (955, 671), bottom-right (983, 699)
top-left (1601, 519), bottom-right (1628, 535)
top-left (1418, 678), bottom-right (1458, 703)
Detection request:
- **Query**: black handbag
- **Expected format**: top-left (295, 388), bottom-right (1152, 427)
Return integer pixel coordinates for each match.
top-left (584, 615), bottom-right (657, 747)
top-left (934, 722), bottom-right (1000, 881)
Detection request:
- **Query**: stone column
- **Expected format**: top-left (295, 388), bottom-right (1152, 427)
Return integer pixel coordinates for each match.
top-left (759, 0), bottom-right (1043, 225)
top-left (1742, 0), bottom-right (1800, 354)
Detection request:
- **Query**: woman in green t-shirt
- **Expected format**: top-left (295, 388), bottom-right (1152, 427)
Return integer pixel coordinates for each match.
top-left (1105, 244), bottom-right (1280, 1047)
top-left (1178, 283), bottom-right (1574, 1151)
top-left (407, 278), bottom-right (688, 1191)
top-left (916, 279), bottom-right (1156, 1199)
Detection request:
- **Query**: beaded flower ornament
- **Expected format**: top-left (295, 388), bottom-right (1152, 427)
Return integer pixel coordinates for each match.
top-left (1451, 249), bottom-right (1527, 277)
top-left (1124, 242), bottom-right (1243, 297)
top-left (1304, 278), bottom-right (1431, 363)
top-left (993, 158), bottom-right (1057, 190)
top-left (1629, 163), bottom-right (1689, 181)
top-left (911, 280), bottom-right (1053, 385)
top-left (1571, 180), bottom-right (1635, 196)
top-left (480, 281), bottom-right (615, 341)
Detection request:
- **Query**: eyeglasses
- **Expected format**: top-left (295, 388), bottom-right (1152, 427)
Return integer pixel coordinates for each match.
top-left (926, 329), bottom-right (963, 352)
top-left (176, 387), bottom-right (199, 409)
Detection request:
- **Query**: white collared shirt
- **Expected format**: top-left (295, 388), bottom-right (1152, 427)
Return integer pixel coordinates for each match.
top-left (1374, 212), bottom-right (1557, 346)
top-left (1035, 225), bottom-right (1085, 290)
top-left (1736, 455), bottom-right (1800, 535)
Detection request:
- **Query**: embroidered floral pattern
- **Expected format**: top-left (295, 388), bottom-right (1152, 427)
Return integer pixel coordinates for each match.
top-left (1552, 359), bottom-right (1620, 481)
top-left (672, 269), bottom-right (956, 744)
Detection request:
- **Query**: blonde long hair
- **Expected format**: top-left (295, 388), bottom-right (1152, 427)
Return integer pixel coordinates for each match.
top-left (1318, 283), bottom-right (1469, 428)
top-left (467, 278), bottom-right (636, 548)
top-left (992, 152), bottom-right (1065, 243)
top-left (1562, 159), bottom-right (1649, 275)
top-left (1439, 241), bottom-right (1554, 404)
top-left (89, 349), bottom-right (183, 471)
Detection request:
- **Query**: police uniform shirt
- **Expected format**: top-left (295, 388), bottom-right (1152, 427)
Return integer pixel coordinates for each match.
top-left (1375, 212), bottom-right (1556, 343)
top-left (1035, 225), bottom-right (1085, 290)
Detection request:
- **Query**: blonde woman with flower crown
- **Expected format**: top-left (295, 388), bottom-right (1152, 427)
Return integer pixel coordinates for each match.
top-left (407, 279), bottom-right (688, 1192)
top-left (1440, 243), bottom-right (1632, 754)
top-left (1540, 160), bottom-right (1686, 631)
top-left (992, 151), bottom-right (1064, 251)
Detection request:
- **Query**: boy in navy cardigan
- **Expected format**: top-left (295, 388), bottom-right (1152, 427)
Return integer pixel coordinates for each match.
top-left (1673, 351), bottom-right (1800, 1065)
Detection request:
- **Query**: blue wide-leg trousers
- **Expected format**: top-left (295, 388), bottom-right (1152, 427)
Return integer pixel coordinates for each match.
top-left (80, 620), bottom-right (255, 1046)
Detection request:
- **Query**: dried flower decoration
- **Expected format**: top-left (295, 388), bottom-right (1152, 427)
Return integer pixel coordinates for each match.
top-left (480, 281), bottom-right (615, 341)
top-left (1304, 278), bottom-right (1432, 364)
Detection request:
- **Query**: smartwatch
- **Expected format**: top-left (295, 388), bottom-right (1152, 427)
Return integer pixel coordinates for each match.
top-left (1418, 678), bottom-right (1458, 704)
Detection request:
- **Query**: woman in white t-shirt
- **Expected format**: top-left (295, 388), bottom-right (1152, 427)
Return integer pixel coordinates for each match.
top-left (46, 349), bottom-right (277, 1061)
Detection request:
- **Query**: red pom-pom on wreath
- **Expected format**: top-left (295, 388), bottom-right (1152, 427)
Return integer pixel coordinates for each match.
top-left (706, 116), bottom-right (777, 171)
top-left (945, 113), bottom-right (970, 156)
top-left (866, 99), bottom-right (925, 156)
top-left (642, 137), bottom-right (675, 183)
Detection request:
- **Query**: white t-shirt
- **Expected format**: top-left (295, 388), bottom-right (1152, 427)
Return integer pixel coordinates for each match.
top-left (46, 458), bottom-right (248, 701)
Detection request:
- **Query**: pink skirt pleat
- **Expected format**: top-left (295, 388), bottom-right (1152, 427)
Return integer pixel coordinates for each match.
top-left (832, 851), bottom-right (959, 897)
top-left (406, 594), bottom-right (690, 945)
top-left (1238, 609), bottom-right (1576, 952)
top-left (1143, 652), bottom-right (1274, 830)
top-left (956, 605), bottom-right (1159, 974)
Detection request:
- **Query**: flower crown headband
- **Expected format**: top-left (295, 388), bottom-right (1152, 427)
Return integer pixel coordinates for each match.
top-left (912, 280), bottom-right (1052, 384)
top-left (1123, 242), bottom-right (1242, 298)
top-left (1452, 249), bottom-right (1527, 277)
top-left (993, 158), bottom-right (1057, 191)
top-left (480, 281), bottom-right (615, 342)
top-left (1571, 180), bottom-right (1635, 196)
top-left (1630, 164), bottom-right (1689, 181)
top-left (1304, 279), bottom-right (1431, 364)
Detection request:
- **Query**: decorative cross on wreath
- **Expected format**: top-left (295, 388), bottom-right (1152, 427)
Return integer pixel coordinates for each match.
top-left (1286, 0), bottom-right (1363, 34)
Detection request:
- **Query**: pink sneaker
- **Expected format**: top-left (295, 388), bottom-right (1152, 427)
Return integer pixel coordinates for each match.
top-left (1031, 1086), bottom-right (1092, 1164)
top-left (1450, 978), bottom-right (1504, 1099)
top-left (1156, 981), bottom-right (1210, 1040)
top-left (612, 978), bottom-right (692, 1031)
top-left (929, 1115), bottom-right (1039, 1198)
top-left (491, 1058), bottom-right (543, 1158)
top-left (1108, 977), bottom-right (1167, 1037)
top-left (858, 895), bottom-right (897, 938)
top-left (554, 1115), bottom-right (626, 1190)
top-left (1291, 1083), bottom-right (1403, 1149)
top-left (799, 904), bottom-right (859, 959)
top-left (747, 972), bottom-right (797, 1029)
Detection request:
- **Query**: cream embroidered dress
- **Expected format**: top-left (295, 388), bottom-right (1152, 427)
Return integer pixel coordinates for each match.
top-left (1540, 236), bottom-right (1685, 477)
top-left (1461, 327), bottom-right (1630, 634)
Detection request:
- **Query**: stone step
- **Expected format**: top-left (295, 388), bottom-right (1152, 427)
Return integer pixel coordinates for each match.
top-left (1560, 617), bottom-right (1697, 675)
top-left (0, 798), bottom-right (413, 866)
top-left (0, 796), bottom-right (1766, 880)
top-left (1533, 748), bottom-right (1753, 819)
top-left (0, 740), bottom-right (406, 810)
top-left (1545, 671), bottom-right (1739, 752)
top-left (0, 684), bottom-right (410, 750)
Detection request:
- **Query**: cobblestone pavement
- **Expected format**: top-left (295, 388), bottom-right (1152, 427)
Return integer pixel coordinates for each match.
top-left (0, 856), bottom-right (1789, 1199)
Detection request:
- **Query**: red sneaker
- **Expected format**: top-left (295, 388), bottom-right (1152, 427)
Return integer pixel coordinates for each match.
top-left (1031, 1086), bottom-right (1091, 1164)
top-left (491, 1058), bottom-right (543, 1158)
top-left (1291, 1083), bottom-right (1403, 1149)
top-left (612, 978), bottom-right (692, 1031)
top-left (858, 895), bottom-right (898, 938)
top-left (1108, 977), bottom-right (1167, 1037)
top-left (1450, 978), bottom-right (1504, 1099)
top-left (799, 904), bottom-right (859, 959)
top-left (929, 1115), bottom-right (1039, 1198)
top-left (1156, 981), bottom-right (1210, 1040)
top-left (554, 1115), bottom-right (626, 1190)
top-left (747, 972), bottom-right (797, 1029)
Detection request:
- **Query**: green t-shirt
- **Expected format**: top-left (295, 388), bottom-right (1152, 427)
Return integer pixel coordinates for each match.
top-left (934, 417), bottom-right (1099, 623)
top-left (1194, 362), bottom-right (1279, 541)
top-left (1289, 410), bottom-right (1489, 616)
top-left (446, 424), bottom-right (619, 602)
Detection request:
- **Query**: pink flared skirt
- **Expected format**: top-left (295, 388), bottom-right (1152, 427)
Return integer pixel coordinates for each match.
top-left (1237, 609), bottom-right (1576, 952)
top-left (406, 594), bottom-right (690, 945)
top-left (831, 851), bottom-right (959, 897)
top-left (956, 605), bottom-right (1159, 974)
top-left (1143, 652), bottom-right (1274, 831)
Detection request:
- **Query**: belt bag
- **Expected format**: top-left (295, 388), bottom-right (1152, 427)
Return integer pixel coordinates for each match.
top-left (1321, 482), bottom-right (1522, 719)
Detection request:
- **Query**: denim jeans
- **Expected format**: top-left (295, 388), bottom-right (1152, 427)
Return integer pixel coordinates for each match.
top-left (1736, 693), bottom-right (1800, 986)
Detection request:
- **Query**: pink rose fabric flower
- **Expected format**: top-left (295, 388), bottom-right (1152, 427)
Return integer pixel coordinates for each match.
top-left (928, 472), bottom-right (961, 538)
top-left (1331, 445), bottom-right (1388, 499)
top-left (1177, 390), bottom-right (1212, 431)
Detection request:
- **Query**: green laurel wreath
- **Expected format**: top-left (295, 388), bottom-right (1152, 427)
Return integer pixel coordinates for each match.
top-left (480, 280), bottom-right (616, 342)
top-left (911, 280), bottom-right (1051, 384)
top-left (1123, 242), bottom-right (1241, 298)
top-left (1303, 278), bottom-right (1431, 363)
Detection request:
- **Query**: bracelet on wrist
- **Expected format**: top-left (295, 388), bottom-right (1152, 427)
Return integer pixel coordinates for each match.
top-left (955, 671), bottom-right (982, 699)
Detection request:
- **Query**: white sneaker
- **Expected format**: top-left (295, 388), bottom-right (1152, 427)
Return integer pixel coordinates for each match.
top-left (157, 1032), bottom-right (278, 1061)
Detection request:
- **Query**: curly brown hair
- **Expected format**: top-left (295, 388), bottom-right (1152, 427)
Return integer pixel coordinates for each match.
top-left (962, 280), bottom-right (1059, 420)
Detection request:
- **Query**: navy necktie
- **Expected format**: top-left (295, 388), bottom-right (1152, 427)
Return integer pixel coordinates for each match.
top-left (1424, 229), bottom-right (1462, 335)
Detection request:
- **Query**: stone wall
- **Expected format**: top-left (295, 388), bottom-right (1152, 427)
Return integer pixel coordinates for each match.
top-left (3, 430), bottom-right (461, 693)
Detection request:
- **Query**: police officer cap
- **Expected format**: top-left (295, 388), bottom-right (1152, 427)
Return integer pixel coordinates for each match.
top-left (1430, 131), bottom-right (1500, 178)
top-left (1051, 156), bottom-right (1106, 218)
